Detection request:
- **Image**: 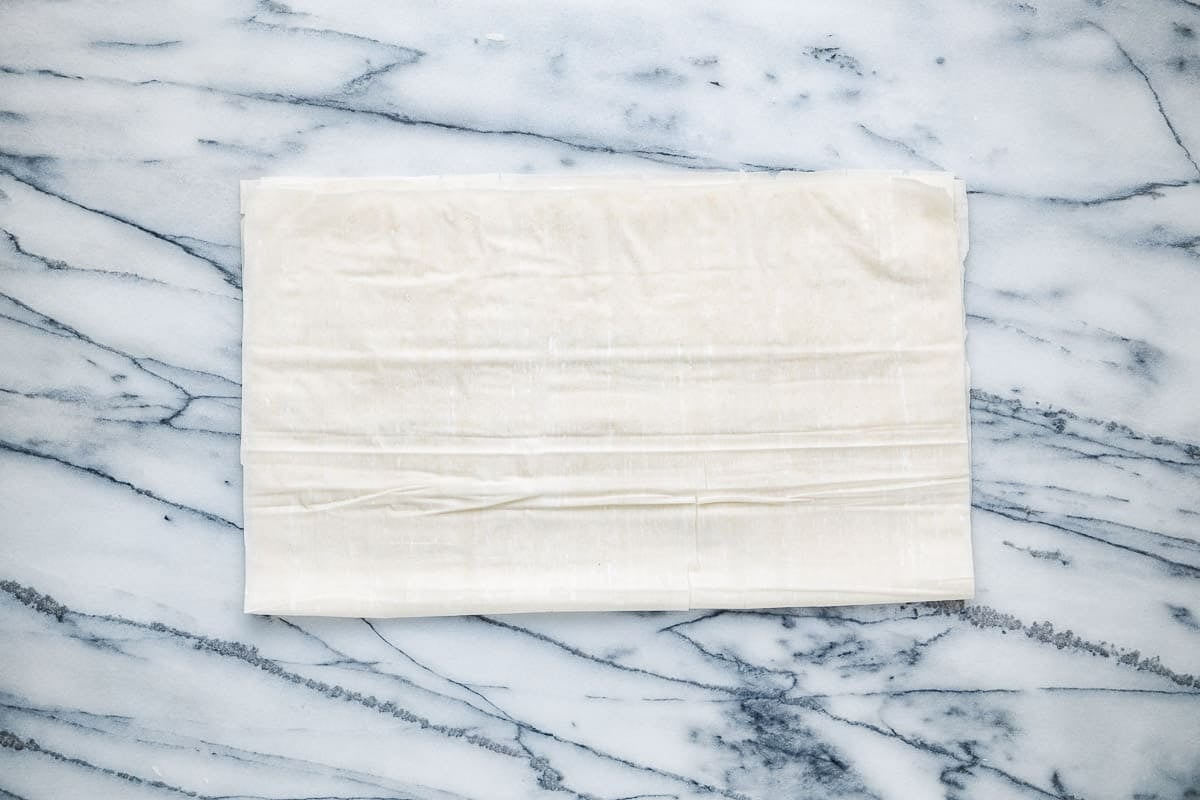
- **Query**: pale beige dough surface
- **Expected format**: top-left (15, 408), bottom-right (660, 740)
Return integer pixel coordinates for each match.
top-left (240, 171), bottom-right (973, 617)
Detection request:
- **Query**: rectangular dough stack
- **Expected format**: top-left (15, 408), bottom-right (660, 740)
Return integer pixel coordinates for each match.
top-left (240, 172), bottom-right (973, 617)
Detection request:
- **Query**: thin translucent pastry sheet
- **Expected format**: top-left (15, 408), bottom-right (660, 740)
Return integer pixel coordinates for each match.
top-left (240, 171), bottom-right (973, 617)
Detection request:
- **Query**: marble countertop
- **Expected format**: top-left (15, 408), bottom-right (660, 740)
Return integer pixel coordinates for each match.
top-left (2, 1), bottom-right (1198, 797)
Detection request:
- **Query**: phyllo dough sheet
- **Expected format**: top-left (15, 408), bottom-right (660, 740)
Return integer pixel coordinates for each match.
top-left (240, 171), bottom-right (973, 617)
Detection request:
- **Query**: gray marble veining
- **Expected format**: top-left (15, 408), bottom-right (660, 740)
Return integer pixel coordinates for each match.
top-left (1, 1), bottom-right (1198, 797)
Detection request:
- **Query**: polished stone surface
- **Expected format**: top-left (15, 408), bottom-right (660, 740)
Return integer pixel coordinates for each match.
top-left (1, 1), bottom-right (1198, 797)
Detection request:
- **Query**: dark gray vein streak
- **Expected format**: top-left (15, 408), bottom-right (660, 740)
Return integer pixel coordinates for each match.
top-left (90, 40), bottom-right (182, 49)
top-left (284, 622), bottom-right (576, 797)
top-left (981, 478), bottom-right (1131, 507)
top-left (7, 61), bottom-right (1200, 204)
top-left (657, 611), bottom-right (727, 633)
top-left (3, 581), bottom-right (729, 799)
top-left (801, 704), bottom-right (1070, 800)
top-left (0, 727), bottom-right (418, 800)
top-left (584, 682), bottom-right (1200, 704)
top-left (0, 66), bottom-right (82, 80)
top-left (516, 724), bottom-right (747, 800)
top-left (362, 620), bottom-right (516, 721)
top-left (979, 479), bottom-right (1198, 552)
top-left (973, 499), bottom-right (1199, 577)
top-left (342, 60), bottom-right (410, 93)
top-left (1058, 511), bottom-right (1199, 551)
top-left (194, 84), bottom-right (711, 167)
top-left (137, 357), bottom-right (242, 391)
top-left (473, 616), bottom-right (742, 695)
top-left (678, 602), bottom-right (1199, 691)
top-left (0, 701), bottom-right (429, 799)
top-left (945, 598), bottom-right (1198, 688)
top-left (1002, 539), bottom-right (1071, 566)
top-left (0, 440), bottom-right (241, 530)
top-left (0, 291), bottom-right (104, 343)
top-left (0, 316), bottom-right (236, 439)
top-left (0, 729), bottom-right (210, 798)
top-left (789, 686), bottom-right (1199, 699)
top-left (0, 288), bottom-right (239, 424)
top-left (1036, 434), bottom-right (1196, 472)
top-left (0, 386), bottom-right (173, 414)
top-left (665, 626), bottom-right (799, 688)
top-left (857, 124), bottom-right (943, 170)
top-left (1, 228), bottom-right (233, 299)
top-left (1088, 21), bottom-right (1200, 178)
top-left (0, 168), bottom-right (241, 289)
top-left (970, 389), bottom-right (1200, 467)
top-left (1168, 604), bottom-right (1200, 632)
top-left (361, 621), bottom-right (754, 797)
top-left (242, 17), bottom-right (425, 62)
top-left (291, 615), bottom-right (705, 796)
top-left (967, 312), bottom-right (1066, 351)
top-left (278, 617), bottom-right (519, 726)
top-left (704, 608), bottom-right (928, 628)
top-left (48, 69), bottom-right (732, 171)
top-left (139, 80), bottom-right (1200, 193)
top-left (110, 411), bottom-right (241, 440)
top-left (967, 179), bottom-right (1199, 207)
top-left (0, 582), bottom-right (551, 780)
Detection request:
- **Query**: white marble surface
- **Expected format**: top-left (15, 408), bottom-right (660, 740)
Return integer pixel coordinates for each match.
top-left (1, 0), bottom-right (1198, 797)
